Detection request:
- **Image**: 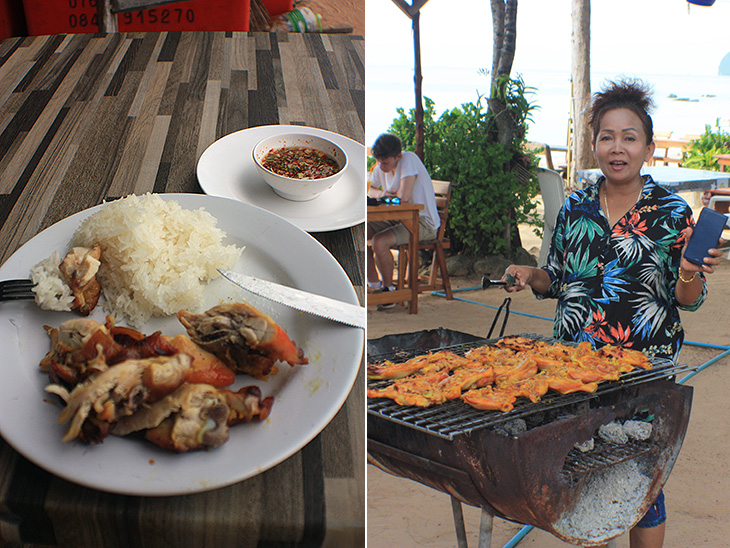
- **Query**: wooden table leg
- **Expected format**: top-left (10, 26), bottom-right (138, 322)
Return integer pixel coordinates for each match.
top-left (409, 210), bottom-right (419, 314)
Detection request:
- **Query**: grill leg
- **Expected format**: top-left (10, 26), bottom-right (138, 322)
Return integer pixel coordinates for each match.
top-left (450, 497), bottom-right (493, 548)
top-left (478, 510), bottom-right (493, 548)
top-left (450, 496), bottom-right (469, 548)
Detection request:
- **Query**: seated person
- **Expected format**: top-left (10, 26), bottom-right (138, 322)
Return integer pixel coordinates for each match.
top-left (367, 133), bottom-right (441, 309)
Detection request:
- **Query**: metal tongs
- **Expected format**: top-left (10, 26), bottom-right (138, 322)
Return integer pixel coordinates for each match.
top-left (480, 272), bottom-right (516, 289)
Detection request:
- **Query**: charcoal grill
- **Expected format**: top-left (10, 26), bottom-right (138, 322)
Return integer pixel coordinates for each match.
top-left (367, 330), bottom-right (694, 546)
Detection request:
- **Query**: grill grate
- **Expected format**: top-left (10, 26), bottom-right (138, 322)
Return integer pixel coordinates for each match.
top-left (561, 438), bottom-right (658, 483)
top-left (367, 334), bottom-right (695, 440)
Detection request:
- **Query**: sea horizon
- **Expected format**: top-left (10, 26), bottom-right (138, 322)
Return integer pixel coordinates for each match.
top-left (366, 68), bottom-right (730, 152)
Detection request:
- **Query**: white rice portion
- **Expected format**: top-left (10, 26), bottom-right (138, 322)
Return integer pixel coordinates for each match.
top-left (29, 251), bottom-right (74, 311)
top-left (71, 194), bottom-right (242, 327)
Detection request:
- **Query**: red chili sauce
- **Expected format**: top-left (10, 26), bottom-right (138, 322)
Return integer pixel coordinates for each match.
top-left (262, 147), bottom-right (341, 179)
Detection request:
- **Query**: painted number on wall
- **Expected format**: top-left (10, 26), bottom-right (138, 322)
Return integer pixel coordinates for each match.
top-left (68, 0), bottom-right (99, 29)
top-left (121, 8), bottom-right (196, 25)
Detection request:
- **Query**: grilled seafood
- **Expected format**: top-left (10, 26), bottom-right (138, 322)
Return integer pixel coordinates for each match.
top-left (178, 302), bottom-right (307, 380)
top-left (45, 354), bottom-right (191, 443)
top-left (112, 384), bottom-right (273, 452)
top-left (58, 245), bottom-right (102, 315)
top-left (368, 336), bottom-right (651, 411)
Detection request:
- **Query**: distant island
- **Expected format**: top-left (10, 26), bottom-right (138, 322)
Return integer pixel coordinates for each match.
top-left (720, 52), bottom-right (730, 76)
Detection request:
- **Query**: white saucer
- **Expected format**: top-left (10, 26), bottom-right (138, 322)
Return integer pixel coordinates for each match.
top-left (197, 125), bottom-right (365, 232)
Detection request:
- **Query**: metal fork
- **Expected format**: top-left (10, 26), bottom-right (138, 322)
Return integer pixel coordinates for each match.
top-left (0, 279), bottom-right (36, 301)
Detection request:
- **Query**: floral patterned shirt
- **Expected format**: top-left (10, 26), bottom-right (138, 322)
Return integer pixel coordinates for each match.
top-left (539, 175), bottom-right (706, 361)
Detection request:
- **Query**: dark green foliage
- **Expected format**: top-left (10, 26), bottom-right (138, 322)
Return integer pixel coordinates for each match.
top-left (387, 86), bottom-right (540, 256)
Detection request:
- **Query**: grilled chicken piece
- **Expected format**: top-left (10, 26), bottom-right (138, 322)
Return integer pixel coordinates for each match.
top-left (366, 370), bottom-right (449, 407)
top-left (437, 365), bottom-right (494, 400)
top-left (177, 302), bottom-right (307, 380)
top-left (461, 386), bottom-right (518, 413)
top-left (45, 354), bottom-right (191, 443)
top-left (112, 384), bottom-right (273, 452)
top-left (58, 245), bottom-right (102, 315)
top-left (163, 334), bottom-right (236, 387)
top-left (597, 344), bottom-right (651, 370)
top-left (40, 318), bottom-right (120, 386)
top-left (367, 350), bottom-right (475, 380)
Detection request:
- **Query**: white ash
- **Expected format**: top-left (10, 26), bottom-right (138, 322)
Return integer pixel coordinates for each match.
top-left (553, 460), bottom-right (651, 543)
top-left (574, 438), bottom-right (595, 453)
top-left (623, 420), bottom-right (652, 441)
top-left (599, 422), bottom-right (629, 444)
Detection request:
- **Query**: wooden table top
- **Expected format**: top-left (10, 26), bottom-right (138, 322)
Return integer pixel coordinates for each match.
top-left (0, 31), bottom-right (364, 548)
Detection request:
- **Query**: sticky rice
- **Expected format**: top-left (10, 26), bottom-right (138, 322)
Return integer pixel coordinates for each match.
top-left (30, 251), bottom-right (75, 311)
top-left (71, 194), bottom-right (242, 327)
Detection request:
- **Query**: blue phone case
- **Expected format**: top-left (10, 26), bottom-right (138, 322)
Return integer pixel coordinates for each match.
top-left (684, 207), bottom-right (728, 266)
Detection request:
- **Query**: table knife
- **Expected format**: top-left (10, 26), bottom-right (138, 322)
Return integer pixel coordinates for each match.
top-left (218, 269), bottom-right (365, 329)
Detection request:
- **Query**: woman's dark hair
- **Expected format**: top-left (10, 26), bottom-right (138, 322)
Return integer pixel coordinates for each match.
top-left (589, 78), bottom-right (655, 145)
top-left (371, 133), bottom-right (402, 159)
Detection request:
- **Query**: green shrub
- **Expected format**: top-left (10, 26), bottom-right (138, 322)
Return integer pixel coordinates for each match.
top-left (682, 120), bottom-right (730, 171)
top-left (387, 90), bottom-right (540, 257)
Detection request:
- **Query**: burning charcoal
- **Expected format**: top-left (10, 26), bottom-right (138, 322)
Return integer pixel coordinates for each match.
top-left (598, 421), bottom-right (629, 444)
top-left (574, 438), bottom-right (595, 453)
top-left (494, 419), bottom-right (527, 437)
top-left (623, 420), bottom-right (652, 441)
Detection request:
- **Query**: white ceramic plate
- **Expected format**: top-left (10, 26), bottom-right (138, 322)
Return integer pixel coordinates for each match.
top-left (0, 194), bottom-right (363, 496)
top-left (197, 125), bottom-right (366, 232)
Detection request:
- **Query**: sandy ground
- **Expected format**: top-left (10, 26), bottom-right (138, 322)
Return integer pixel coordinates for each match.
top-left (366, 201), bottom-right (730, 547)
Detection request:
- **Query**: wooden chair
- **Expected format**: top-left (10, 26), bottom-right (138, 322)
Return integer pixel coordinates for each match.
top-left (396, 180), bottom-right (454, 299)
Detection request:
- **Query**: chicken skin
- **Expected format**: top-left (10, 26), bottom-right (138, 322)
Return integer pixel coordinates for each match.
top-left (45, 353), bottom-right (191, 443)
top-left (177, 302), bottom-right (307, 380)
top-left (112, 384), bottom-right (273, 452)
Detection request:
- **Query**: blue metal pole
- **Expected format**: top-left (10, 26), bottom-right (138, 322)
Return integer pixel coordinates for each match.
top-left (501, 525), bottom-right (533, 548)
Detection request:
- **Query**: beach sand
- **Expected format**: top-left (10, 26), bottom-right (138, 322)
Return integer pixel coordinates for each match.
top-left (367, 206), bottom-right (730, 547)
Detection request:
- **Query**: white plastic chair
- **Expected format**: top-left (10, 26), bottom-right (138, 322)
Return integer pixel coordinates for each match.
top-left (537, 168), bottom-right (566, 266)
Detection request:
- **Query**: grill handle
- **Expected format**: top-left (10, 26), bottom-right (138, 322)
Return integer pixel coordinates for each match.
top-left (480, 273), bottom-right (516, 289)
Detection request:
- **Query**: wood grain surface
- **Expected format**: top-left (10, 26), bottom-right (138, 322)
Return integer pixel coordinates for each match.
top-left (0, 31), bottom-right (364, 548)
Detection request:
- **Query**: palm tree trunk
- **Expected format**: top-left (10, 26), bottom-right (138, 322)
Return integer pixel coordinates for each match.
top-left (570, 0), bottom-right (595, 187)
top-left (488, 0), bottom-right (518, 148)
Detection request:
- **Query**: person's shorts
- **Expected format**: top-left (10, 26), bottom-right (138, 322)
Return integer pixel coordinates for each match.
top-left (368, 217), bottom-right (439, 245)
top-left (635, 490), bottom-right (666, 529)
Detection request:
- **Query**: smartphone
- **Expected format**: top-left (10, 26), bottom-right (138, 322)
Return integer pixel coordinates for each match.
top-left (684, 207), bottom-right (729, 266)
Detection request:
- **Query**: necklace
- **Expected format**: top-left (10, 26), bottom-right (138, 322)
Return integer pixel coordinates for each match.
top-left (603, 184), bottom-right (643, 224)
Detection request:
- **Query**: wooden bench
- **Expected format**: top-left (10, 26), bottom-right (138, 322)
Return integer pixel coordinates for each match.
top-left (650, 139), bottom-right (690, 166)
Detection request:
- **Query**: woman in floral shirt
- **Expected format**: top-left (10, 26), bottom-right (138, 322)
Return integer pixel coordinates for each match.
top-left (504, 79), bottom-right (725, 548)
